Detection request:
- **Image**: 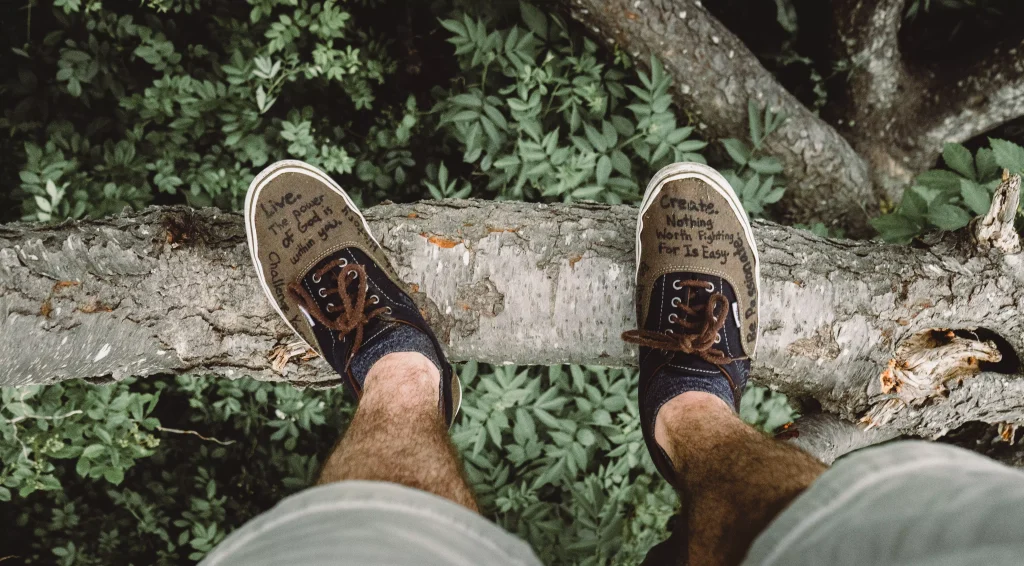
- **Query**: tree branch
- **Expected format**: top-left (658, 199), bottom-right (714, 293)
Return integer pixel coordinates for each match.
top-left (833, 0), bottom-right (909, 116)
top-left (779, 413), bottom-right (902, 464)
top-left (563, 0), bottom-right (876, 232)
top-left (2, 201), bottom-right (1024, 449)
top-left (912, 35), bottom-right (1024, 159)
top-left (831, 0), bottom-right (916, 195)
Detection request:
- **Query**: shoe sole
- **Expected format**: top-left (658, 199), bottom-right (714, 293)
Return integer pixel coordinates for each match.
top-left (635, 162), bottom-right (761, 351)
top-left (243, 160), bottom-right (462, 417)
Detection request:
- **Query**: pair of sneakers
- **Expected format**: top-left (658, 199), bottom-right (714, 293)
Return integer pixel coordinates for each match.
top-left (244, 160), bottom-right (759, 486)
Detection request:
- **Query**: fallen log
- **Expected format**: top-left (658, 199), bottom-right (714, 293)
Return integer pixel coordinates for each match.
top-left (1, 193), bottom-right (1022, 455)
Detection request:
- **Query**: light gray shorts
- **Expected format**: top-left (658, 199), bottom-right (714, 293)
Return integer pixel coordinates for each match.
top-left (202, 441), bottom-right (1024, 565)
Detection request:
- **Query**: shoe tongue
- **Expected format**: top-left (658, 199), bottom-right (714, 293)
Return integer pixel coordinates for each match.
top-left (301, 248), bottom-right (426, 375)
top-left (653, 273), bottom-right (743, 361)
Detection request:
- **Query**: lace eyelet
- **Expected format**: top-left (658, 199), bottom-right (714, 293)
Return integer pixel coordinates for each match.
top-left (670, 297), bottom-right (681, 307)
top-left (384, 307), bottom-right (392, 314)
top-left (349, 270), bottom-right (358, 279)
top-left (339, 259), bottom-right (348, 267)
top-left (667, 313), bottom-right (678, 324)
top-left (370, 295), bottom-right (379, 304)
top-left (326, 302), bottom-right (335, 312)
top-left (672, 280), bottom-right (683, 290)
top-left (311, 273), bottom-right (321, 283)
top-left (665, 329), bottom-right (674, 334)
top-left (714, 334), bottom-right (721, 344)
top-left (706, 282), bottom-right (715, 292)
top-left (318, 288), bottom-right (328, 298)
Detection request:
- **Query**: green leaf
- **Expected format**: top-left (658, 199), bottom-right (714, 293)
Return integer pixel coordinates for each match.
top-left (976, 147), bottom-right (1000, 180)
top-left (721, 138), bottom-right (750, 166)
top-left (870, 213), bottom-right (922, 243)
top-left (927, 203), bottom-right (971, 231)
top-left (519, 2), bottom-right (548, 39)
top-left (762, 186), bottom-right (785, 204)
top-left (774, 0), bottom-right (798, 32)
top-left (747, 99), bottom-right (763, 145)
top-left (577, 428), bottom-right (596, 447)
top-left (942, 143), bottom-right (975, 180)
top-left (747, 157), bottom-right (783, 175)
top-left (513, 407), bottom-right (536, 444)
top-left (915, 170), bottom-right (962, 194)
top-left (255, 86), bottom-right (268, 113)
top-left (601, 121), bottom-right (618, 148)
top-left (94, 427), bottom-right (113, 444)
top-left (584, 124), bottom-right (607, 153)
top-left (34, 195), bottom-right (52, 213)
top-left (960, 178), bottom-right (991, 216)
top-left (452, 93), bottom-right (483, 108)
top-left (595, 155), bottom-right (612, 186)
top-left (448, 110), bottom-right (480, 124)
top-left (103, 467), bottom-right (125, 485)
top-left (482, 105), bottom-right (508, 130)
top-left (899, 186), bottom-right (929, 220)
top-left (571, 186), bottom-right (604, 200)
top-left (990, 138), bottom-right (1024, 174)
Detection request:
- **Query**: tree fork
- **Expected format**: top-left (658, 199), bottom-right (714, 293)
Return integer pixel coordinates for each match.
top-left (563, 0), bottom-right (877, 231)
top-left (1, 198), bottom-right (1023, 461)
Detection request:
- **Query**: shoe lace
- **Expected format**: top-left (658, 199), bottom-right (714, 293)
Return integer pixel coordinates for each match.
top-left (287, 260), bottom-right (391, 362)
top-left (622, 279), bottom-right (739, 384)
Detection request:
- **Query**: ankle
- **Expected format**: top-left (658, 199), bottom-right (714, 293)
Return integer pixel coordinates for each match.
top-left (654, 391), bottom-right (736, 463)
top-left (361, 352), bottom-right (441, 410)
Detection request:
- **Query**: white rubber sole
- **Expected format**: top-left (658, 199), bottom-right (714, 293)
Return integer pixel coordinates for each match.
top-left (635, 162), bottom-right (761, 349)
top-left (243, 160), bottom-right (462, 417)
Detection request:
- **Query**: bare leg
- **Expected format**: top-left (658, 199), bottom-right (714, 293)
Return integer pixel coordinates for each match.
top-left (317, 352), bottom-right (478, 512)
top-left (654, 392), bottom-right (827, 566)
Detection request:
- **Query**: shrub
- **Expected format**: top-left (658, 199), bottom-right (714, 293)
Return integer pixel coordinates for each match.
top-left (5, 0), bottom-right (440, 223)
top-left (871, 139), bottom-right (1024, 243)
top-left (0, 1), bottom-right (796, 564)
top-left (0, 367), bottom-right (793, 565)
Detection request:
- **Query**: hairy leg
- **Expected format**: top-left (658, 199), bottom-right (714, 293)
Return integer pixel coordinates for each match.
top-left (317, 352), bottom-right (478, 512)
top-left (654, 392), bottom-right (826, 566)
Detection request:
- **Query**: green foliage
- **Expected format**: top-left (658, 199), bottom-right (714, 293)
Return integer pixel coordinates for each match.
top-left (6, 0), bottom-right (730, 220)
top-left (740, 385), bottom-right (797, 433)
top-left (0, 381), bottom-right (160, 502)
top-left (719, 100), bottom-right (788, 217)
top-left (793, 222), bottom-right (845, 239)
top-left (5, 0), bottom-right (415, 222)
top-left (2, 375), bottom-right (352, 564)
top-left (905, 0), bottom-right (1008, 20)
top-left (1, 369), bottom-right (793, 565)
top-left (1, 2), bottom-right (800, 564)
top-left (871, 139), bottom-right (1021, 243)
top-left (435, 5), bottom-right (707, 203)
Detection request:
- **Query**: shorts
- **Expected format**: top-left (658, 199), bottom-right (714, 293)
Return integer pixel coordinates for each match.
top-left (201, 441), bottom-right (1024, 565)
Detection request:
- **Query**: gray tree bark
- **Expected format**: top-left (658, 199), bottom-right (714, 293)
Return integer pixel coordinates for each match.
top-left (2, 201), bottom-right (1023, 454)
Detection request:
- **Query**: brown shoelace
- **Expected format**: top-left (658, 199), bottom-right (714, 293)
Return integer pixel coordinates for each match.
top-left (287, 260), bottom-right (390, 363)
top-left (622, 279), bottom-right (740, 390)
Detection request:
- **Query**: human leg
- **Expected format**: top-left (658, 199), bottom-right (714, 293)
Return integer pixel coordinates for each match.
top-left (654, 392), bottom-right (824, 565)
top-left (625, 163), bottom-right (824, 565)
top-left (243, 160), bottom-right (471, 506)
top-left (200, 160), bottom-right (545, 566)
top-left (317, 351), bottom-right (477, 511)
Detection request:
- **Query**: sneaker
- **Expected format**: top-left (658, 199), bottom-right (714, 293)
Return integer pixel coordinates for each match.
top-left (244, 160), bottom-right (460, 425)
top-left (624, 162), bottom-right (760, 484)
